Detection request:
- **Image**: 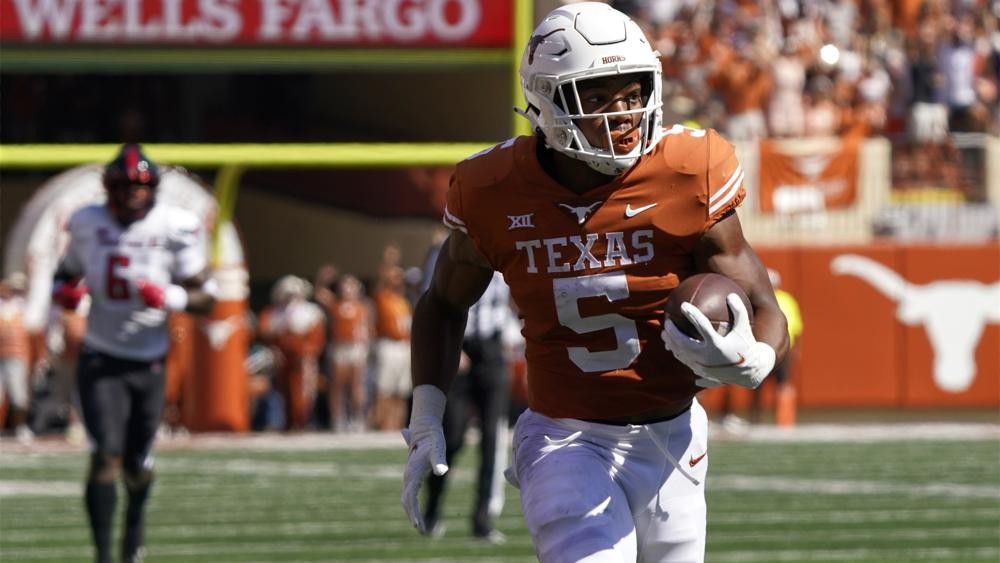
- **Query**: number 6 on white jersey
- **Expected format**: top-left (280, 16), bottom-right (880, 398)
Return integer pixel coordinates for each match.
top-left (554, 271), bottom-right (640, 372)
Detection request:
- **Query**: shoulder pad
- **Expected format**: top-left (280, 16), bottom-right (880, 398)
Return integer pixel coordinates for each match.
top-left (158, 205), bottom-right (202, 239)
top-left (454, 137), bottom-right (520, 189)
top-left (67, 205), bottom-right (106, 231)
top-left (660, 125), bottom-right (729, 176)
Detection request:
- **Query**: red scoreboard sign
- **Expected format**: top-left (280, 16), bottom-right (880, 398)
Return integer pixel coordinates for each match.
top-left (0, 0), bottom-right (512, 47)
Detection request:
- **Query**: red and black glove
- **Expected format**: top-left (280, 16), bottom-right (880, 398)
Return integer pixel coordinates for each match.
top-left (52, 278), bottom-right (88, 310)
top-left (136, 280), bottom-right (188, 311)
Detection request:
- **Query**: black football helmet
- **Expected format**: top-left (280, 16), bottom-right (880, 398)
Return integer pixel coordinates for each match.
top-left (103, 143), bottom-right (159, 189)
top-left (103, 143), bottom-right (159, 223)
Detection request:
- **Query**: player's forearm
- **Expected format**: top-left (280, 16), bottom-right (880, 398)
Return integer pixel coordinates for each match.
top-left (752, 304), bottom-right (789, 364)
top-left (179, 273), bottom-right (218, 315)
top-left (410, 289), bottom-right (468, 393)
top-left (183, 289), bottom-right (216, 315)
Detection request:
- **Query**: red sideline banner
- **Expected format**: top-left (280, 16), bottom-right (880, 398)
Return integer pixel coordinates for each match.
top-left (0, 0), bottom-right (512, 47)
top-left (758, 135), bottom-right (860, 213)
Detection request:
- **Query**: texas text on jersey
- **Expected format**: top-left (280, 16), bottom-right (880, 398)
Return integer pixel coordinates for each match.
top-left (442, 125), bottom-right (745, 420)
top-left (60, 202), bottom-right (206, 361)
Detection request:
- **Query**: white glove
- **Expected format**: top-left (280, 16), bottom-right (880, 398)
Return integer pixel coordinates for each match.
top-left (401, 384), bottom-right (449, 534)
top-left (661, 294), bottom-right (775, 389)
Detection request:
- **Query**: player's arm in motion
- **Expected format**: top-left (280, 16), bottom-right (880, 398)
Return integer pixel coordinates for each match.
top-left (663, 210), bottom-right (789, 389)
top-left (402, 230), bottom-right (494, 534)
top-left (53, 264), bottom-right (216, 315)
top-left (167, 269), bottom-right (217, 315)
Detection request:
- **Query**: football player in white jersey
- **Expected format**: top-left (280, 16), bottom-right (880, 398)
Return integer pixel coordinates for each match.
top-left (52, 144), bottom-right (217, 563)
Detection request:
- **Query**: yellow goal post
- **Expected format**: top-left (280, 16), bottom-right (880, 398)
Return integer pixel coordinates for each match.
top-left (0, 142), bottom-right (496, 263)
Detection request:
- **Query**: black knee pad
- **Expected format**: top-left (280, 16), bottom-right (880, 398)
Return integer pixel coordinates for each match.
top-left (90, 453), bottom-right (122, 483)
top-left (123, 468), bottom-right (154, 491)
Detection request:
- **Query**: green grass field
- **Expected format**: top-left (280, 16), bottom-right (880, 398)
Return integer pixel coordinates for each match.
top-left (1, 427), bottom-right (998, 562)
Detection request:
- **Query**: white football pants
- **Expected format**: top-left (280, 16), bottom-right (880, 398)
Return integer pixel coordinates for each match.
top-left (507, 399), bottom-right (708, 563)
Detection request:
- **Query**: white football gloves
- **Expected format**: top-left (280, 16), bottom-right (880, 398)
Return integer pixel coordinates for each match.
top-left (401, 384), bottom-right (449, 535)
top-left (661, 293), bottom-right (776, 389)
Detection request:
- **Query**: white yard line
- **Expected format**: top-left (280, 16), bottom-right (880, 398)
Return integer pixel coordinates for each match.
top-left (709, 547), bottom-right (999, 562)
top-left (0, 480), bottom-right (78, 497)
top-left (2, 472), bottom-right (993, 500)
top-left (1, 422), bottom-right (997, 454)
top-left (712, 475), bottom-right (1000, 498)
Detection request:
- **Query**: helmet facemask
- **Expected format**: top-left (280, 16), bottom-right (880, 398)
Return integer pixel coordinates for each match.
top-left (546, 71), bottom-right (661, 175)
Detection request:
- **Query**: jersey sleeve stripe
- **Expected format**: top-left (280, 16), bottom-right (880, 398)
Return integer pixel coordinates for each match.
top-left (442, 214), bottom-right (469, 234)
top-left (707, 168), bottom-right (745, 216)
top-left (708, 165), bottom-right (743, 205)
top-left (443, 205), bottom-right (467, 226)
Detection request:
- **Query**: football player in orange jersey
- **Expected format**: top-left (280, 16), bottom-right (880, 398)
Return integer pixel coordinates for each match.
top-left (401, 3), bottom-right (788, 562)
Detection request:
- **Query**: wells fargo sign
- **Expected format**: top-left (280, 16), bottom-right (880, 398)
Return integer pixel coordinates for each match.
top-left (0, 0), bottom-right (512, 46)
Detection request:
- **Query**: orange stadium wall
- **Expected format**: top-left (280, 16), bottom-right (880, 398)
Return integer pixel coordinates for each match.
top-left (699, 243), bottom-right (1000, 411)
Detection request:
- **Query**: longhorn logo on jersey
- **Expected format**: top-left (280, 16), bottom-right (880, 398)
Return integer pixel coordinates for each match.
top-left (558, 202), bottom-right (601, 225)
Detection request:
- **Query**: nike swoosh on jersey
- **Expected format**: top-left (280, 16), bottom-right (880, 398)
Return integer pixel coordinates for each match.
top-left (625, 203), bottom-right (657, 217)
top-left (689, 452), bottom-right (707, 467)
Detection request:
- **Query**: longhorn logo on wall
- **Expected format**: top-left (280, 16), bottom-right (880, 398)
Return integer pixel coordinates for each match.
top-left (831, 254), bottom-right (1000, 393)
top-left (758, 137), bottom-right (861, 214)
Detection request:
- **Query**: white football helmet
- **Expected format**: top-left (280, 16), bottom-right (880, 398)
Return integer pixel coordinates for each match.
top-left (517, 2), bottom-right (663, 175)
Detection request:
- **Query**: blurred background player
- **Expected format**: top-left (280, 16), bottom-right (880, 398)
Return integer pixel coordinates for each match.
top-left (370, 263), bottom-right (412, 431)
top-left (420, 241), bottom-right (515, 543)
top-left (0, 273), bottom-right (34, 443)
top-left (53, 143), bottom-right (217, 563)
top-left (49, 287), bottom-right (90, 443)
top-left (258, 275), bottom-right (325, 431)
top-left (402, 4), bottom-right (788, 562)
top-left (756, 268), bottom-right (804, 427)
top-left (327, 274), bottom-right (371, 432)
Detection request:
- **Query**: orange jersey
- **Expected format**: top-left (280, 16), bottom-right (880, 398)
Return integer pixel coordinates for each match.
top-left (443, 129), bottom-right (746, 419)
top-left (373, 289), bottom-right (411, 341)
top-left (331, 300), bottom-right (369, 343)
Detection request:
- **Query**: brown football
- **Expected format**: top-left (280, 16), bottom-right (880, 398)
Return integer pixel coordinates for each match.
top-left (665, 273), bottom-right (753, 338)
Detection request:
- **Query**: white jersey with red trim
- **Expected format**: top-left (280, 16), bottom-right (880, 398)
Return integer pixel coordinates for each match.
top-left (61, 203), bottom-right (206, 361)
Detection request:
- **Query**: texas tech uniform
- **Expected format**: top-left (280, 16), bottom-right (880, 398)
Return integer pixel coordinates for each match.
top-left (60, 200), bottom-right (206, 563)
top-left (63, 204), bottom-right (205, 362)
top-left (443, 126), bottom-right (745, 561)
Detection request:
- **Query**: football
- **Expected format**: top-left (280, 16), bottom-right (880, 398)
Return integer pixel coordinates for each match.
top-left (665, 273), bottom-right (753, 338)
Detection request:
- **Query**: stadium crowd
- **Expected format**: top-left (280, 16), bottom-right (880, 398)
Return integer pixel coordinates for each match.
top-left (614, 0), bottom-right (998, 141)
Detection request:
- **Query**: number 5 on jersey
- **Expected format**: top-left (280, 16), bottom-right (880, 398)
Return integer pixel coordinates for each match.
top-left (554, 271), bottom-right (640, 372)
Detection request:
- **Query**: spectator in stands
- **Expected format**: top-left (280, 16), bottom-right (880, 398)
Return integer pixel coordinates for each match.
top-left (768, 42), bottom-right (808, 138)
top-left (0, 273), bottom-right (34, 443)
top-left (708, 25), bottom-right (773, 141)
top-left (312, 263), bottom-right (340, 311)
top-left (328, 275), bottom-right (371, 433)
top-left (259, 276), bottom-right (325, 431)
top-left (370, 264), bottom-right (412, 431)
top-left (855, 56), bottom-right (893, 135)
top-left (804, 75), bottom-right (844, 136)
top-left (938, 13), bottom-right (980, 132)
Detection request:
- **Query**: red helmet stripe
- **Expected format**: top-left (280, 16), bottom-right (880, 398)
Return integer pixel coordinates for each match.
top-left (125, 145), bottom-right (141, 181)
